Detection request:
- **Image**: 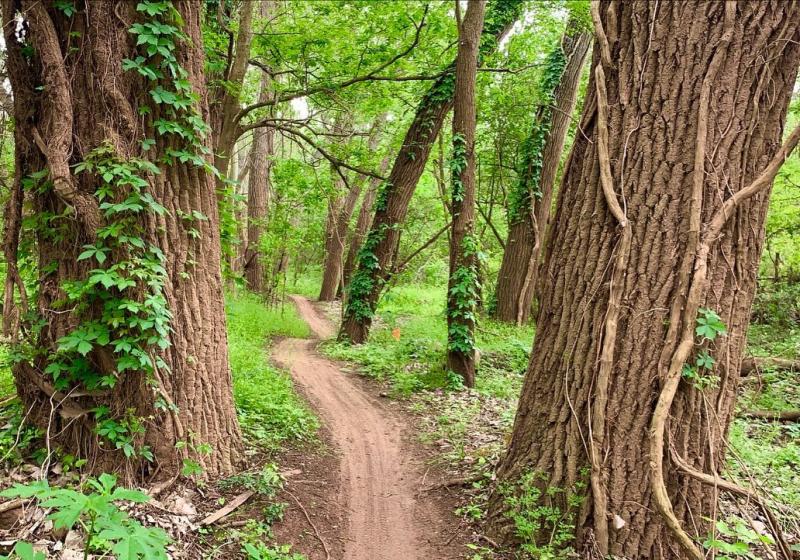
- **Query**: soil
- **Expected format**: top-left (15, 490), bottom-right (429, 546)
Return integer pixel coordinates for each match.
top-left (271, 295), bottom-right (468, 560)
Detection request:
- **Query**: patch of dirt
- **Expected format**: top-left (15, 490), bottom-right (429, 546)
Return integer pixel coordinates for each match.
top-left (271, 296), bottom-right (469, 559)
top-left (272, 427), bottom-right (346, 560)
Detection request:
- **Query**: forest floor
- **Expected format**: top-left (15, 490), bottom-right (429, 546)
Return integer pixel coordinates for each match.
top-left (270, 295), bottom-right (468, 560)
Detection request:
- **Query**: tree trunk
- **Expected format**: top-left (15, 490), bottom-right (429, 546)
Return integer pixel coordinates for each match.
top-left (211, 0), bottom-right (255, 187)
top-left (2, 0), bottom-right (243, 480)
top-left (488, 3), bottom-right (800, 558)
top-left (318, 168), bottom-right (357, 301)
top-left (320, 119), bottom-right (386, 301)
top-left (244, 54), bottom-right (275, 293)
top-left (445, 0), bottom-right (485, 387)
top-left (340, 155), bottom-right (391, 296)
top-left (339, 0), bottom-right (524, 343)
top-left (493, 25), bottom-right (590, 324)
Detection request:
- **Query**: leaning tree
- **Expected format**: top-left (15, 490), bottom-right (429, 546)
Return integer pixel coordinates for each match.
top-left (488, 2), bottom-right (800, 559)
top-left (2, 0), bottom-right (242, 480)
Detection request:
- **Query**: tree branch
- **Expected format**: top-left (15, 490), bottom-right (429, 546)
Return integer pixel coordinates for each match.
top-left (236, 5), bottom-right (429, 122)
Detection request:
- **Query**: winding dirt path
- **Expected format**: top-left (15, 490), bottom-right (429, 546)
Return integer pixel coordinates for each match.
top-left (273, 296), bottom-right (436, 560)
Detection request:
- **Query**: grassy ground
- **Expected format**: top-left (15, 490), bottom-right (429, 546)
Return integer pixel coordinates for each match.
top-left (226, 291), bottom-right (317, 450)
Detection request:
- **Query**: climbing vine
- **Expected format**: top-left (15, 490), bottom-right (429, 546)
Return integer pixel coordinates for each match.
top-left (447, 234), bottom-right (482, 355)
top-left (507, 46), bottom-right (567, 224)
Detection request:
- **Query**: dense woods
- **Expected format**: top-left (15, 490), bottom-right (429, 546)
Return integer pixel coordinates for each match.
top-left (0, 1), bottom-right (798, 559)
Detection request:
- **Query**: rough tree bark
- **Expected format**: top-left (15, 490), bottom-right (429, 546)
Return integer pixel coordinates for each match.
top-left (493, 25), bottom-right (590, 325)
top-left (339, 0), bottom-right (523, 343)
top-left (2, 0), bottom-right (242, 479)
top-left (487, 2), bottom-right (800, 558)
top-left (243, 47), bottom-right (275, 292)
top-left (445, 0), bottom-right (485, 387)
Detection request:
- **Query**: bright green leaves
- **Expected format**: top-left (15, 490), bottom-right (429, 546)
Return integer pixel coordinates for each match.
top-left (126, 0), bottom-right (211, 173)
top-left (136, 1), bottom-right (172, 17)
top-left (683, 309), bottom-right (727, 390)
top-left (58, 322), bottom-right (110, 356)
top-left (343, 224), bottom-right (391, 323)
top-left (0, 474), bottom-right (169, 560)
top-left (3, 541), bottom-right (46, 560)
top-left (696, 308), bottom-right (728, 341)
top-left (78, 243), bottom-right (110, 264)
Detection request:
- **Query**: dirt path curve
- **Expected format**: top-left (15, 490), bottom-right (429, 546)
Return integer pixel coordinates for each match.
top-left (273, 295), bottom-right (434, 560)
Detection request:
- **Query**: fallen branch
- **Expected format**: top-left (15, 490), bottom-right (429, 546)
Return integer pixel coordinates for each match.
top-left (199, 491), bottom-right (254, 526)
top-left (285, 489), bottom-right (331, 560)
top-left (0, 498), bottom-right (25, 514)
top-left (741, 357), bottom-right (799, 376)
top-left (739, 409), bottom-right (800, 422)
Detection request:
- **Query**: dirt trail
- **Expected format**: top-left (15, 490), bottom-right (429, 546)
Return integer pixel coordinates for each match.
top-left (273, 296), bottom-right (435, 560)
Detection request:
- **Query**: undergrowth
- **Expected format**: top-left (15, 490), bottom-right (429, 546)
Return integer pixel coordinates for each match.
top-left (226, 292), bottom-right (317, 449)
top-left (321, 284), bottom-right (533, 398)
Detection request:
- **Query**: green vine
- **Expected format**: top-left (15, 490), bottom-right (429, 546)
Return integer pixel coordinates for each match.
top-left (447, 234), bottom-right (482, 355)
top-left (507, 45), bottom-right (567, 225)
top-left (681, 308), bottom-right (727, 390)
top-left (344, 223), bottom-right (390, 323)
top-left (450, 133), bottom-right (468, 203)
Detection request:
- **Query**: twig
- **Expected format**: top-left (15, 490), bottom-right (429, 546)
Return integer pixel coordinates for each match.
top-left (199, 491), bottom-right (254, 526)
top-left (0, 498), bottom-right (25, 514)
top-left (285, 489), bottom-right (331, 560)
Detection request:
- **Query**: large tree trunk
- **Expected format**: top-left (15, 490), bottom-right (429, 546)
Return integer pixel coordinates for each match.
top-left (445, 0), bottom-right (485, 387)
top-left (244, 67), bottom-right (275, 292)
top-left (493, 25), bottom-right (590, 325)
top-left (2, 0), bottom-right (242, 480)
top-left (338, 0), bottom-right (524, 343)
top-left (488, 2), bottom-right (800, 558)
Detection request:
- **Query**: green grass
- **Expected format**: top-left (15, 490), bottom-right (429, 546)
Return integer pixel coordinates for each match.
top-left (226, 292), bottom-right (318, 449)
top-left (320, 282), bottom-right (534, 399)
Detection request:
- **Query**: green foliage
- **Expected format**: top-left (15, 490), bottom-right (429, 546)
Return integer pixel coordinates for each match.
top-left (226, 293), bottom-right (317, 448)
top-left (703, 517), bottom-right (775, 559)
top-left (507, 44), bottom-right (567, 224)
top-left (696, 308), bottom-right (727, 341)
top-left (498, 470), bottom-right (586, 559)
top-left (343, 224), bottom-right (390, 324)
top-left (447, 235), bottom-right (483, 356)
top-left (1, 542), bottom-right (45, 560)
top-left (751, 282), bottom-right (800, 328)
top-left (221, 463), bottom-right (283, 497)
top-left (242, 543), bottom-right (305, 560)
top-left (1, 474), bottom-right (169, 560)
top-left (450, 133), bottom-right (468, 202)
